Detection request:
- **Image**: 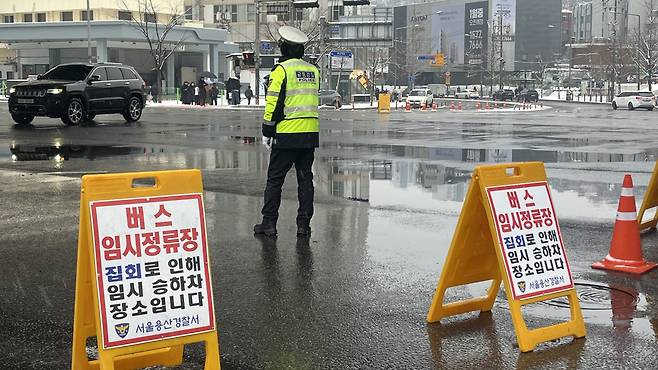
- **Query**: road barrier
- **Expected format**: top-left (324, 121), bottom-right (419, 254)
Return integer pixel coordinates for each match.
top-left (427, 162), bottom-right (586, 352)
top-left (593, 174), bottom-right (658, 274)
top-left (377, 93), bottom-right (391, 113)
top-left (71, 170), bottom-right (221, 369)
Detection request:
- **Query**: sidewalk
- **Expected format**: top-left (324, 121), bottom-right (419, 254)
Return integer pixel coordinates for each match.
top-left (541, 91), bottom-right (610, 105)
top-left (146, 100), bottom-right (378, 111)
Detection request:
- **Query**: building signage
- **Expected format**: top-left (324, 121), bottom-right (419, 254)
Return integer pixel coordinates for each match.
top-left (330, 50), bottom-right (354, 70)
top-left (464, 1), bottom-right (488, 65)
top-left (90, 194), bottom-right (214, 348)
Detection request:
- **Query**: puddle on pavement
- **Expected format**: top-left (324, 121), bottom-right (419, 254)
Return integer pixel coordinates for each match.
top-left (476, 280), bottom-right (656, 336)
top-left (3, 142), bottom-right (648, 221)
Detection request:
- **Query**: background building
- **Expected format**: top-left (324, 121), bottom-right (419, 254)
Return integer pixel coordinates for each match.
top-left (393, 0), bottom-right (561, 88)
top-left (0, 0), bottom-right (237, 92)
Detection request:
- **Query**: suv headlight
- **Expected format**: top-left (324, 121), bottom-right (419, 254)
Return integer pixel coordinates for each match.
top-left (9, 87), bottom-right (15, 94)
top-left (47, 88), bottom-right (64, 94)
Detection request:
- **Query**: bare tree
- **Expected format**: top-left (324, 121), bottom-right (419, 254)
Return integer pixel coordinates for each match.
top-left (357, 48), bottom-right (390, 104)
top-left (632, 0), bottom-right (658, 91)
top-left (120, 0), bottom-right (189, 94)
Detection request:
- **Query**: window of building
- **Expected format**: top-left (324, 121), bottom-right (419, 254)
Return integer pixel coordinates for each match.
top-left (185, 5), bottom-right (193, 20)
top-left (80, 10), bottom-right (93, 21)
top-left (331, 6), bottom-right (344, 21)
top-left (247, 4), bottom-right (255, 22)
top-left (231, 5), bottom-right (238, 23)
top-left (296, 9), bottom-right (303, 20)
top-left (36, 13), bottom-right (46, 22)
top-left (23, 14), bottom-right (33, 22)
top-left (0, 71), bottom-right (2, 78)
top-left (118, 11), bottom-right (132, 21)
top-left (144, 13), bottom-right (157, 23)
top-left (7, 71), bottom-right (14, 79)
top-left (61, 12), bottom-right (73, 21)
top-left (3, 15), bottom-right (14, 23)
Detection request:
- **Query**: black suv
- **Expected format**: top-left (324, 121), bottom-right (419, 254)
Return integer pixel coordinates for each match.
top-left (8, 62), bottom-right (145, 125)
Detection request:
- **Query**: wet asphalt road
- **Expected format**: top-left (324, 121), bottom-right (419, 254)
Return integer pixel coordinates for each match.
top-left (2, 101), bottom-right (658, 369)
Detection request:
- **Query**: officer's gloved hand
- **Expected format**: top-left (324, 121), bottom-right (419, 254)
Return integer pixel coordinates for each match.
top-left (262, 136), bottom-right (272, 150)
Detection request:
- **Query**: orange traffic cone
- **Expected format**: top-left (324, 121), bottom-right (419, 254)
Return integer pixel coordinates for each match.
top-left (405, 100), bottom-right (411, 112)
top-left (431, 102), bottom-right (437, 111)
top-left (476, 102), bottom-right (481, 110)
top-left (450, 102), bottom-right (455, 111)
top-left (494, 102), bottom-right (498, 109)
top-left (592, 174), bottom-right (658, 274)
top-left (421, 101), bottom-right (427, 112)
top-left (485, 102), bottom-right (490, 110)
top-left (458, 101), bottom-right (462, 111)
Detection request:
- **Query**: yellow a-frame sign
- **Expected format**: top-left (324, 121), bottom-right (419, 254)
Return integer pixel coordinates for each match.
top-left (427, 162), bottom-right (586, 352)
top-left (71, 169), bottom-right (221, 369)
top-left (638, 161), bottom-right (658, 231)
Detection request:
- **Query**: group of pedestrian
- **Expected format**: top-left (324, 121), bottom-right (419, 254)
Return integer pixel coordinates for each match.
top-left (181, 78), bottom-right (221, 106)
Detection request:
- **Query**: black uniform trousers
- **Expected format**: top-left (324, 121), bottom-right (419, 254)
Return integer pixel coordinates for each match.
top-left (261, 148), bottom-right (315, 226)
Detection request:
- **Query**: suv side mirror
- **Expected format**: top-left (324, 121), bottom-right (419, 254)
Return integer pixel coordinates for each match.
top-left (88, 75), bottom-right (101, 84)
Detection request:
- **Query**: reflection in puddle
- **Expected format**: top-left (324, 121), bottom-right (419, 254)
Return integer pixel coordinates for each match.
top-left (4, 143), bottom-right (642, 221)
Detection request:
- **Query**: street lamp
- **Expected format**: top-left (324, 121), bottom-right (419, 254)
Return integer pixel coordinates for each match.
top-left (609, 10), bottom-right (641, 90)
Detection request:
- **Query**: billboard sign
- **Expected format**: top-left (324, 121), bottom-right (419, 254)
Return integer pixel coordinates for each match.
top-left (464, 1), bottom-right (488, 65)
top-left (431, 3), bottom-right (465, 66)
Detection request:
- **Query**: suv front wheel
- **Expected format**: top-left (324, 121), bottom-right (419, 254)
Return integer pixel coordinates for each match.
top-left (61, 98), bottom-right (85, 126)
top-left (11, 113), bottom-right (34, 125)
top-left (123, 96), bottom-right (143, 122)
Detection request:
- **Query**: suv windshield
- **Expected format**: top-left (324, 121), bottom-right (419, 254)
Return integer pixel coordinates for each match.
top-left (41, 65), bottom-right (93, 81)
top-left (409, 91), bottom-right (424, 96)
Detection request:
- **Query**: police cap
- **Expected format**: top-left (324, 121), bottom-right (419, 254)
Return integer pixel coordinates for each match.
top-left (278, 26), bottom-right (309, 45)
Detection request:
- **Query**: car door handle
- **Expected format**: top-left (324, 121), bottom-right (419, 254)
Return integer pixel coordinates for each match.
top-left (105, 83), bottom-right (111, 86)
top-left (124, 82), bottom-right (130, 85)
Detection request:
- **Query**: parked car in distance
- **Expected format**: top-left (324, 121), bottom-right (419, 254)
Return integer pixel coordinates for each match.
top-left (517, 89), bottom-right (539, 102)
top-left (8, 62), bottom-right (145, 125)
top-left (454, 91), bottom-right (469, 99)
top-left (612, 91), bottom-right (655, 110)
top-left (406, 88), bottom-right (434, 107)
top-left (493, 89), bottom-right (515, 101)
top-left (428, 83), bottom-right (448, 98)
top-left (318, 90), bottom-right (342, 107)
top-left (468, 90), bottom-right (480, 99)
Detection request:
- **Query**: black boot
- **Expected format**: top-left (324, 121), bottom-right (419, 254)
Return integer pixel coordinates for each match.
top-left (296, 222), bottom-right (311, 238)
top-left (254, 221), bottom-right (277, 236)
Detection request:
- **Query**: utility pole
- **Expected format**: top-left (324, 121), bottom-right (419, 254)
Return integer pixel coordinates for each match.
top-left (255, 0), bottom-right (261, 105)
top-left (87, 0), bottom-right (92, 63)
top-left (319, 16), bottom-right (326, 88)
top-left (499, 12), bottom-right (504, 90)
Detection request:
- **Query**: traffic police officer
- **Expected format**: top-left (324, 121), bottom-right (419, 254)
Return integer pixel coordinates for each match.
top-left (254, 26), bottom-right (320, 238)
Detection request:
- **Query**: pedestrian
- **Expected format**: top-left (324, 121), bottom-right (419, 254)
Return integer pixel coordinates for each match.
top-left (245, 85), bottom-right (253, 105)
top-left (210, 83), bottom-right (219, 105)
top-left (254, 26), bottom-right (320, 238)
top-left (151, 83), bottom-right (159, 103)
top-left (181, 81), bottom-right (190, 104)
top-left (198, 77), bottom-right (207, 106)
top-left (205, 80), bottom-right (212, 105)
top-left (192, 82), bottom-right (198, 105)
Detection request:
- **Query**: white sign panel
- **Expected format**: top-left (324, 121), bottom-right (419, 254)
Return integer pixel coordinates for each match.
top-left (491, 0), bottom-right (516, 71)
top-left (486, 182), bottom-right (573, 300)
top-left (90, 194), bottom-right (214, 348)
top-left (330, 50), bottom-right (354, 70)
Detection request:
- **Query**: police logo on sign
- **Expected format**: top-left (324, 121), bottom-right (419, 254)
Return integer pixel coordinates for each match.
top-left (115, 323), bottom-right (130, 339)
top-left (517, 281), bottom-right (526, 293)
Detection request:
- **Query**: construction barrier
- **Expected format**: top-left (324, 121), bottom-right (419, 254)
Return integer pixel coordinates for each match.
top-left (638, 161), bottom-right (658, 231)
top-left (71, 170), bottom-right (221, 369)
top-left (377, 93), bottom-right (391, 113)
top-left (593, 174), bottom-right (658, 274)
top-left (427, 162), bottom-right (586, 352)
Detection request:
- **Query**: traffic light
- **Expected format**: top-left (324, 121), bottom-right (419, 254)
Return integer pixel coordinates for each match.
top-left (242, 51), bottom-right (255, 67)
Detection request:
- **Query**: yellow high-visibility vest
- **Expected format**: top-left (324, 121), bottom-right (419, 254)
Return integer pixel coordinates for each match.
top-left (264, 58), bottom-right (319, 134)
